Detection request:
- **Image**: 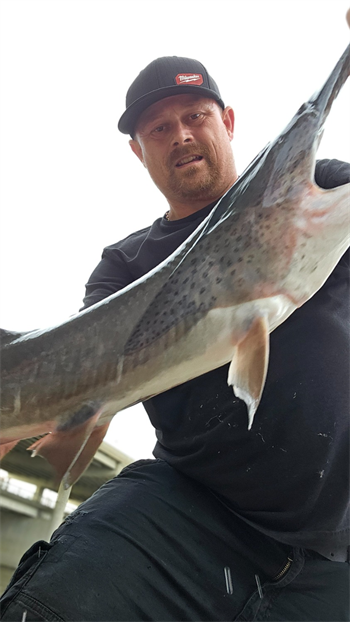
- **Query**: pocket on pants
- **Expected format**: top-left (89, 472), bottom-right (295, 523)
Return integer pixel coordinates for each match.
top-left (2, 540), bottom-right (54, 598)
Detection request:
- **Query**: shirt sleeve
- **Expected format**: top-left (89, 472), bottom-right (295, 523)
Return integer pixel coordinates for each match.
top-left (81, 247), bottom-right (134, 310)
top-left (315, 158), bottom-right (350, 189)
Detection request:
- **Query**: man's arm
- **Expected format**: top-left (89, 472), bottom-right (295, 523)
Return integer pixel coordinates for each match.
top-left (81, 249), bottom-right (133, 310)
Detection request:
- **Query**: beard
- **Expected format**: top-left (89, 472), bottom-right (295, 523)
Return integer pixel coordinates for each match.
top-left (166, 144), bottom-right (222, 201)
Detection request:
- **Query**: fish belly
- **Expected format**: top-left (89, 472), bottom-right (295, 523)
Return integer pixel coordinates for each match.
top-left (99, 293), bottom-right (297, 423)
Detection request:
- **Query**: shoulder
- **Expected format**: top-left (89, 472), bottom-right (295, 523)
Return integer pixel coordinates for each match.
top-left (103, 224), bottom-right (154, 257)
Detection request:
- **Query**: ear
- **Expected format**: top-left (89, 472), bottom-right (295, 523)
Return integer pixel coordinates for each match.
top-left (129, 139), bottom-right (145, 165)
top-left (222, 106), bottom-right (235, 141)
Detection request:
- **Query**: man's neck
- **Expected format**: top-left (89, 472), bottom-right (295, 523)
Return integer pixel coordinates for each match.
top-left (165, 174), bottom-right (238, 221)
top-left (165, 201), bottom-right (216, 221)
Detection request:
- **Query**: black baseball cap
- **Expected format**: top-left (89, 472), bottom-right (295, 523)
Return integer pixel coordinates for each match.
top-left (118, 56), bottom-right (225, 136)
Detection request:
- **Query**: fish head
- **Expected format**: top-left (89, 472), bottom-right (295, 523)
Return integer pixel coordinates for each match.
top-left (197, 43), bottom-right (350, 307)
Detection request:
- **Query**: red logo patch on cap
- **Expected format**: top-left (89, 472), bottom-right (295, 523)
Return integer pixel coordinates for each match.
top-left (175, 73), bottom-right (203, 86)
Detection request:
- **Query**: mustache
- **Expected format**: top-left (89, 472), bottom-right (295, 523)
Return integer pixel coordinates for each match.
top-left (167, 144), bottom-right (211, 168)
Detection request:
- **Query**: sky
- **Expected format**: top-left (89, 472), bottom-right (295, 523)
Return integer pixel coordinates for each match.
top-left (1, 0), bottom-right (349, 461)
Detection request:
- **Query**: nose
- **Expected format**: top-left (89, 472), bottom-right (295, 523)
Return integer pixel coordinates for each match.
top-left (172, 121), bottom-right (194, 147)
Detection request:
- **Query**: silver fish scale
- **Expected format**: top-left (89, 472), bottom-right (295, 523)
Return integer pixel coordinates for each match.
top-left (124, 206), bottom-right (289, 354)
top-left (124, 254), bottom-right (218, 354)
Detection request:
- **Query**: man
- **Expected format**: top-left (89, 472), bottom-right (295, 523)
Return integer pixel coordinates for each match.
top-left (1, 56), bottom-right (349, 622)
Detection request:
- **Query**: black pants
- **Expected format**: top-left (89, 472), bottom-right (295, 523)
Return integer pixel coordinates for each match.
top-left (0, 459), bottom-right (348, 621)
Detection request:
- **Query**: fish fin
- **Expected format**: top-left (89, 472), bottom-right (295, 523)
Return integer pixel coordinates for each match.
top-left (62, 421), bottom-right (110, 489)
top-left (28, 408), bottom-right (109, 488)
top-left (0, 440), bottom-right (19, 459)
top-left (227, 315), bottom-right (269, 429)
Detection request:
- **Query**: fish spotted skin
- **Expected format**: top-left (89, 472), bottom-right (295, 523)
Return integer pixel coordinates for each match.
top-left (1, 43), bottom-right (349, 485)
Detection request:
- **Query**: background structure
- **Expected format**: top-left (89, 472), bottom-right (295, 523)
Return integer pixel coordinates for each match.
top-left (0, 440), bottom-right (132, 591)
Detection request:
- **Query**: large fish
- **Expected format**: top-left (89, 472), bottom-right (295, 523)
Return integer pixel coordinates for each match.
top-left (1, 43), bottom-right (350, 488)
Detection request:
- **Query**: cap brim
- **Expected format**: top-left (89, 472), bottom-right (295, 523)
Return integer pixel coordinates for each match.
top-left (118, 86), bottom-right (225, 135)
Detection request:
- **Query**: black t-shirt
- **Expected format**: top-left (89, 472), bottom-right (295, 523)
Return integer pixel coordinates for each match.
top-left (82, 159), bottom-right (350, 556)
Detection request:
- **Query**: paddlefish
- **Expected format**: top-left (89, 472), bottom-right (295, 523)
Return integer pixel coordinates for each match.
top-left (1, 42), bottom-right (349, 488)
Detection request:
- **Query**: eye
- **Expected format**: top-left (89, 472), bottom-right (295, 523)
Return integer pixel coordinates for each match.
top-left (190, 113), bottom-right (201, 120)
top-left (152, 124), bottom-right (166, 134)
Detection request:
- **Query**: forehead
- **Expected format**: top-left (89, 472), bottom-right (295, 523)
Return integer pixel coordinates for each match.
top-left (136, 94), bottom-right (218, 128)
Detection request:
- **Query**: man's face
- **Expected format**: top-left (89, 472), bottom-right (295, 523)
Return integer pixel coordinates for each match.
top-left (130, 94), bottom-right (236, 206)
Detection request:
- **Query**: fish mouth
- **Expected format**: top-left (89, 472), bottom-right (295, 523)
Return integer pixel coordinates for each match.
top-left (175, 154), bottom-right (204, 168)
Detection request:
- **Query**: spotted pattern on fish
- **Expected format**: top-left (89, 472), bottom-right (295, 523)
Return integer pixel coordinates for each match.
top-left (124, 204), bottom-right (298, 355)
